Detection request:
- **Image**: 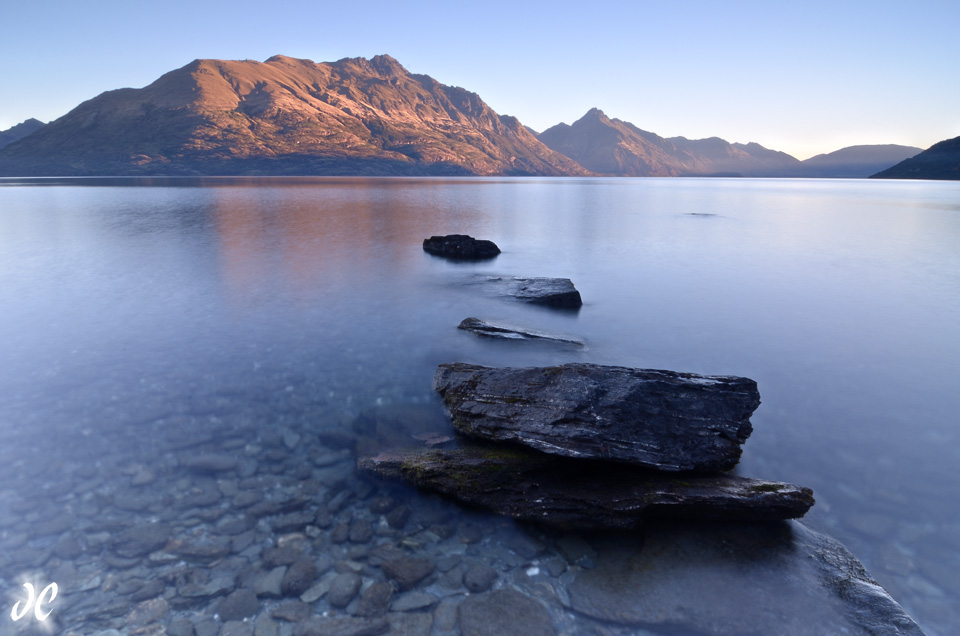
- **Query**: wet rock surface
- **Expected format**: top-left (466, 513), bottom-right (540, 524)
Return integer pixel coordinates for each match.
top-left (478, 275), bottom-right (583, 308)
top-left (457, 317), bottom-right (584, 346)
top-left (434, 362), bottom-right (760, 472)
top-left (358, 445), bottom-right (815, 526)
top-left (423, 234), bottom-right (501, 260)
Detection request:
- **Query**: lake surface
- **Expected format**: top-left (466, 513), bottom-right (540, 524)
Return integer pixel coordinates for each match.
top-left (0, 177), bottom-right (958, 634)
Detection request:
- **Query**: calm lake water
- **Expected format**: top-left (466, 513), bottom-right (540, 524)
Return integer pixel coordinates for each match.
top-left (0, 177), bottom-right (958, 634)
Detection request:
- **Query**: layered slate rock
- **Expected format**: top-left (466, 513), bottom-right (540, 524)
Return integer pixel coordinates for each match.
top-left (457, 317), bottom-right (584, 346)
top-left (433, 363), bottom-right (760, 472)
top-left (358, 445), bottom-right (814, 527)
top-left (566, 520), bottom-right (925, 635)
top-left (422, 234), bottom-right (500, 260)
top-left (480, 276), bottom-right (583, 308)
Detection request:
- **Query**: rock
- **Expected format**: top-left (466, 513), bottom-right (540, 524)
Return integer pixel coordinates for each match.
top-left (423, 234), bottom-right (500, 260)
top-left (390, 590), bottom-right (436, 612)
top-left (457, 317), bottom-right (584, 346)
top-left (381, 556), bottom-right (435, 591)
top-left (129, 578), bottom-right (166, 602)
top-left (282, 558), bottom-right (318, 597)
top-left (458, 589), bottom-right (555, 636)
top-left (326, 572), bottom-right (362, 607)
top-left (355, 581), bottom-right (394, 617)
top-left (112, 523), bottom-right (171, 558)
top-left (180, 454), bottom-right (239, 473)
top-left (480, 275), bottom-right (582, 308)
top-left (255, 566), bottom-right (287, 597)
top-left (352, 402), bottom-right (454, 456)
top-left (167, 618), bottom-right (194, 636)
top-left (434, 362), bottom-right (760, 472)
top-left (358, 446), bottom-right (813, 528)
top-left (463, 563), bottom-right (498, 593)
top-left (270, 601), bottom-right (313, 622)
top-left (566, 520), bottom-right (925, 636)
top-left (221, 621), bottom-right (255, 636)
top-left (292, 617), bottom-right (389, 636)
top-left (219, 588), bottom-right (260, 621)
top-left (126, 597), bottom-right (169, 627)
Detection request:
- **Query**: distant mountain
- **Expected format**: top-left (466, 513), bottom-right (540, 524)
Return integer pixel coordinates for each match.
top-left (793, 145), bottom-right (922, 178)
top-left (0, 55), bottom-right (586, 177)
top-left (872, 136), bottom-right (960, 180)
top-left (537, 109), bottom-right (799, 177)
top-left (0, 118), bottom-right (45, 150)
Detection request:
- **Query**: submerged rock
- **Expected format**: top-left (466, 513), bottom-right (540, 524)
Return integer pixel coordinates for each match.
top-left (480, 276), bottom-right (583, 308)
top-left (566, 520), bottom-right (925, 636)
top-left (433, 362), bottom-right (760, 472)
top-left (357, 445), bottom-right (814, 527)
top-left (423, 234), bottom-right (500, 260)
top-left (457, 317), bottom-right (584, 346)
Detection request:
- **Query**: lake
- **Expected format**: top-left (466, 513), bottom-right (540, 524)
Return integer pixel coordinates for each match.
top-left (0, 177), bottom-right (957, 635)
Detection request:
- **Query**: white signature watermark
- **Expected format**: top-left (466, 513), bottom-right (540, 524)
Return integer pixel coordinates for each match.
top-left (10, 582), bottom-right (58, 622)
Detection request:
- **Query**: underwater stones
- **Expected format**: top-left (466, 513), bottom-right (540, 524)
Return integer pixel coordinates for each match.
top-left (457, 317), bottom-right (584, 346)
top-left (423, 234), bottom-right (501, 260)
top-left (381, 556), bottom-right (436, 591)
top-left (111, 523), bottom-right (171, 558)
top-left (358, 446), bottom-right (813, 528)
top-left (459, 589), bottom-right (556, 636)
top-left (566, 520), bottom-right (926, 636)
top-left (433, 362), bottom-right (760, 472)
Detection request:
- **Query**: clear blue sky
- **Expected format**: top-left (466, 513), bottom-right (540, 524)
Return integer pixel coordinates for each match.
top-left (2, 0), bottom-right (958, 159)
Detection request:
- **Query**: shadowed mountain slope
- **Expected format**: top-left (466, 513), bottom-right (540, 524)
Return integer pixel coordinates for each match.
top-left (872, 136), bottom-right (960, 180)
top-left (0, 55), bottom-right (587, 177)
top-left (0, 118), bottom-right (45, 150)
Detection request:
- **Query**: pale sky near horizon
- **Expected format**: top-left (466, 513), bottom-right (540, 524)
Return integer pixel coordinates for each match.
top-left (2, 0), bottom-right (957, 160)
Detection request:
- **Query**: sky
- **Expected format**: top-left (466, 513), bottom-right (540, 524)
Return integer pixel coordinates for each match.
top-left (2, 0), bottom-right (958, 160)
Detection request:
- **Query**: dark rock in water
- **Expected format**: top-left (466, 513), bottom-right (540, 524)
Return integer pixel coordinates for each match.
top-left (352, 402), bottom-right (454, 456)
top-left (457, 317), bottom-right (584, 346)
top-left (459, 589), bottom-right (556, 636)
top-left (433, 362), bottom-right (759, 472)
top-left (566, 520), bottom-right (925, 636)
top-left (358, 445), bottom-right (813, 527)
top-left (381, 556), bottom-right (436, 591)
top-left (423, 234), bottom-right (500, 260)
top-left (480, 275), bottom-right (582, 308)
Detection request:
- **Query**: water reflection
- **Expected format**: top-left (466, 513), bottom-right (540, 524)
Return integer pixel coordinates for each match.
top-left (0, 177), bottom-right (957, 635)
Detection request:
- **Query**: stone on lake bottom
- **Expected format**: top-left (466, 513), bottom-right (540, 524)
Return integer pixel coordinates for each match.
top-left (566, 520), bottom-right (925, 636)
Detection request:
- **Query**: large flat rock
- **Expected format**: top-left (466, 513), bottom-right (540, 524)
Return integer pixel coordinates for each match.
top-left (357, 445), bottom-right (814, 527)
top-left (433, 362), bottom-right (760, 472)
top-left (567, 520), bottom-right (925, 635)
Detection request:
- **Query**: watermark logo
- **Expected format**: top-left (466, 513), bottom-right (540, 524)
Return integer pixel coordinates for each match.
top-left (10, 582), bottom-right (57, 622)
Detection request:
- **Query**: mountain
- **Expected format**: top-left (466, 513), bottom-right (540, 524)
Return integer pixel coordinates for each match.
top-left (537, 109), bottom-right (799, 177)
top-left (0, 118), bottom-right (45, 150)
top-left (0, 55), bottom-right (586, 177)
top-left (794, 145), bottom-right (922, 178)
top-left (667, 136), bottom-right (800, 176)
top-left (872, 136), bottom-right (960, 180)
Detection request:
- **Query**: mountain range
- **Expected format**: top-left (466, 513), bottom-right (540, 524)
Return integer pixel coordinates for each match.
top-left (0, 54), bottom-right (947, 178)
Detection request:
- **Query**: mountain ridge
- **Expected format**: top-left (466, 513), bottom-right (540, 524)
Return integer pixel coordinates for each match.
top-left (0, 55), bottom-right (586, 177)
top-left (872, 136), bottom-right (960, 180)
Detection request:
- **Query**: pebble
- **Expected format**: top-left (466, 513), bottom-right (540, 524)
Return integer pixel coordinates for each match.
top-left (390, 590), bottom-right (436, 612)
top-left (219, 588), bottom-right (260, 621)
top-left (381, 556), bottom-right (435, 591)
top-left (282, 557), bottom-right (318, 596)
top-left (255, 566), bottom-right (287, 598)
top-left (355, 580), bottom-right (394, 617)
top-left (326, 572), bottom-right (362, 607)
top-left (464, 563), bottom-right (498, 593)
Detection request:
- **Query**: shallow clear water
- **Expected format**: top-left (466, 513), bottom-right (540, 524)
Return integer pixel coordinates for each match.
top-left (0, 176), bottom-right (958, 634)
